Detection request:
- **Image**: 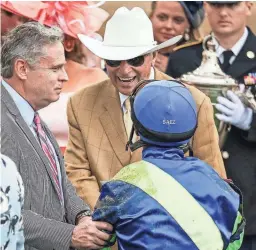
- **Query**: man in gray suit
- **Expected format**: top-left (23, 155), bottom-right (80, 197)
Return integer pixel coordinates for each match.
top-left (1, 22), bottom-right (113, 250)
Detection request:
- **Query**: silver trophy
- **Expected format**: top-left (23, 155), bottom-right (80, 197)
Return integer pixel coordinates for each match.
top-left (180, 35), bottom-right (256, 149)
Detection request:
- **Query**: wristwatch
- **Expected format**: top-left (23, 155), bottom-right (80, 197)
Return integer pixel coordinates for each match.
top-left (75, 210), bottom-right (91, 224)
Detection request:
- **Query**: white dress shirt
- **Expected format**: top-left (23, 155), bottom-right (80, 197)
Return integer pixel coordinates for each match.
top-left (213, 28), bottom-right (248, 64)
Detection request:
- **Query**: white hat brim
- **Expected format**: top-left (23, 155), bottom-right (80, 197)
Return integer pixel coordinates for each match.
top-left (78, 34), bottom-right (182, 61)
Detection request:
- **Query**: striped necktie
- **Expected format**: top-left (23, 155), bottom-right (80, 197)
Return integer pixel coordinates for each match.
top-left (33, 113), bottom-right (62, 201)
top-left (123, 98), bottom-right (139, 144)
top-left (123, 98), bottom-right (133, 138)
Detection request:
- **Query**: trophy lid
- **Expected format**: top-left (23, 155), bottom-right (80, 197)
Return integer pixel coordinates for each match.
top-left (180, 35), bottom-right (237, 87)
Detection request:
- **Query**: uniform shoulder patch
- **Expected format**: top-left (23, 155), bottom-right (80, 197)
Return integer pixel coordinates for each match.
top-left (173, 39), bottom-right (203, 52)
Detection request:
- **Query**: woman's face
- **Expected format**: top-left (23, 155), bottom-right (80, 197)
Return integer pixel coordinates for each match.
top-left (66, 39), bottom-right (102, 69)
top-left (150, 1), bottom-right (190, 44)
top-left (79, 44), bottom-right (102, 68)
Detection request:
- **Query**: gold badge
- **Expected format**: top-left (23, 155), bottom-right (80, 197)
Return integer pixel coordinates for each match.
top-left (246, 51), bottom-right (255, 59)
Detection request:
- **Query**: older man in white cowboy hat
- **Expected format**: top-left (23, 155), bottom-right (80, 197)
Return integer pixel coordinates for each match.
top-left (65, 7), bottom-right (226, 209)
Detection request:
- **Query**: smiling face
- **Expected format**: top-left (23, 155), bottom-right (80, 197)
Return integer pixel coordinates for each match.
top-left (205, 2), bottom-right (252, 38)
top-left (106, 54), bottom-right (156, 95)
top-left (150, 1), bottom-right (190, 44)
top-left (24, 42), bottom-right (68, 110)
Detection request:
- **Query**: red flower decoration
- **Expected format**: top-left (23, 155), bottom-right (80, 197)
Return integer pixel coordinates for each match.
top-left (1, 1), bottom-right (109, 38)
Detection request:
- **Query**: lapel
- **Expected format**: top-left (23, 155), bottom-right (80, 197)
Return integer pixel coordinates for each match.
top-left (155, 68), bottom-right (173, 80)
top-left (196, 46), bottom-right (204, 67)
top-left (99, 81), bottom-right (131, 167)
top-left (43, 122), bottom-right (64, 170)
top-left (1, 84), bottom-right (62, 199)
top-left (226, 28), bottom-right (256, 79)
top-left (43, 122), bottom-right (67, 200)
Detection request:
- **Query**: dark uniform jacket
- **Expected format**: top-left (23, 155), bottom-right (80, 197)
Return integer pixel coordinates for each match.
top-left (166, 28), bottom-right (256, 236)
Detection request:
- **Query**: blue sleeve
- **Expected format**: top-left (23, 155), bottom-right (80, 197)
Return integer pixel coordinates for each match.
top-left (92, 181), bottom-right (123, 225)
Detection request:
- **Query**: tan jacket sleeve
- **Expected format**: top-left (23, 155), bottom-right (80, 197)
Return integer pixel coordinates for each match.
top-left (191, 96), bottom-right (227, 178)
top-left (65, 98), bottom-right (100, 209)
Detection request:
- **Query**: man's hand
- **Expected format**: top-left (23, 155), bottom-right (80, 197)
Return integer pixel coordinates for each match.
top-left (71, 216), bottom-right (113, 249)
top-left (215, 90), bottom-right (253, 130)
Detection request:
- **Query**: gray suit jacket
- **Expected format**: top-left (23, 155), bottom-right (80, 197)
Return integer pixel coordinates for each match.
top-left (1, 85), bottom-right (90, 250)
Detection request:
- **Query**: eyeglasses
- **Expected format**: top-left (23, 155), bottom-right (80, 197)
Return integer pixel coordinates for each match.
top-left (105, 55), bottom-right (146, 68)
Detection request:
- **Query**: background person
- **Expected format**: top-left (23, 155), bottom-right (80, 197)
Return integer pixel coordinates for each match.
top-left (150, 1), bottom-right (204, 72)
top-left (93, 80), bottom-right (244, 250)
top-left (1, 8), bottom-right (26, 39)
top-left (166, 1), bottom-right (255, 81)
top-left (65, 7), bottom-right (226, 210)
top-left (1, 22), bottom-right (112, 250)
top-left (1, 1), bottom-right (109, 152)
top-left (0, 154), bottom-right (25, 250)
top-left (165, 2), bottom-right (256, 249)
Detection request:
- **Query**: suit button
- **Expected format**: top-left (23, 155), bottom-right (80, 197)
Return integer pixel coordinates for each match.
top-left (222, 151), bottom-right (229, 159)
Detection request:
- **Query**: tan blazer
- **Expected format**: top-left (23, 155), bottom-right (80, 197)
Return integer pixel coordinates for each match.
top-left (65, 69), bottom-right (226, 209)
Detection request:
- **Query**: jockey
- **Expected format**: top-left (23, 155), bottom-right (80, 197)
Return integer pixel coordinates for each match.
top-left (93, 80), bottom-right (245, 250)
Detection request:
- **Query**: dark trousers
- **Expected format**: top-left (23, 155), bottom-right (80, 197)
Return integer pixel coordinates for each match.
top-left (240, 236), bottom-right (256, 250)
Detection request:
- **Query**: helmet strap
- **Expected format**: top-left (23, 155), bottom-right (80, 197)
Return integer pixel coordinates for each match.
top-left (127, 132), bottom-right (191, 154)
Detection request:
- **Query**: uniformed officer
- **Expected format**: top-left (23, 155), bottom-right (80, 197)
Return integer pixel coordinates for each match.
top-left (150, 1), bottom-right (205, 72)
top-left (166, 2), bottom-right (256, 249)
top-left (166, 2), bottom-right (256, 84)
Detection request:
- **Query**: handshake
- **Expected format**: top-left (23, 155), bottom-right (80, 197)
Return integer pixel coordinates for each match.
top-left (215, 89), bottom-right (253, 131)
top-left (71, 216), bottom-right (114, 250)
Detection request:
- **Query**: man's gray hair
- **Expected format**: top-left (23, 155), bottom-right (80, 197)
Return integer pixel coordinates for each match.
top-left (1, 22), bottom-right (64, 78)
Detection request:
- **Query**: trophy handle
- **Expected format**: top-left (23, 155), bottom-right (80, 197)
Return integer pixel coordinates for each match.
top-left (202, 35), bottom-right (213, 51)
top-left (218, 121), bottom-right (231, 150)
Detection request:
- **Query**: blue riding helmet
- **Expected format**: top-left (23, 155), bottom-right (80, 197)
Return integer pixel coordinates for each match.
top-left (129, 80), bottom-right (197, 150)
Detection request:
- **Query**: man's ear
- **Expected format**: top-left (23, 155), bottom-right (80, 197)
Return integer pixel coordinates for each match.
top-left (151, 52), bottom-right (158, 66)
top-left (245, 1), bottom-right (253, 16)
top-left (64, 37), bottom-right (76, 52)
top-left (14, 59), bottom-right (28, 80)
top-left (203, 2), bottom-right (209, 16)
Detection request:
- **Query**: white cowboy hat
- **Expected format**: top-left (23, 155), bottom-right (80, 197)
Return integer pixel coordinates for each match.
top-left (78, 7), bottom-right (182, 61)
